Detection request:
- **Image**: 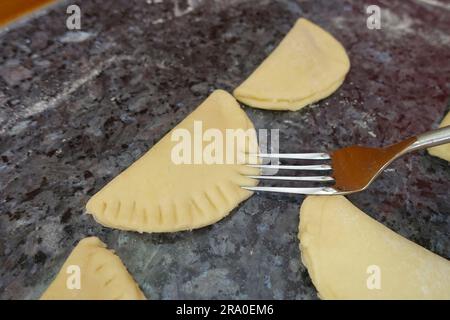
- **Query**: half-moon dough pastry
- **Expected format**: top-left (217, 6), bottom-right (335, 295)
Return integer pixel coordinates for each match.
top-left (41, 237), bottom-right (146, 300)
top-left (299, 196), bottom-right (450, 299)
top-left (233, 18), bottom-right (350, 111)
top-left (428, 112), bottom-right (450, 162)
top-left (86, 90), bottom-right (259, 233)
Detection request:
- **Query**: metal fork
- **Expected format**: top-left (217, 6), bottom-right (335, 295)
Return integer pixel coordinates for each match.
top-left (243, 126), bottom-right (450, 195)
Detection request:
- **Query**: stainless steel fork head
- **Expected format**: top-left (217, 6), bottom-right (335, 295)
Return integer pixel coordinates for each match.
top-left (242, 125), bottom-right (450, 195)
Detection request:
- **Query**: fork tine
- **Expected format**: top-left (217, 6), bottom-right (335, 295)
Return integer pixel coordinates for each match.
top-left (256, 153), bottom-right (330, 160)
top-left (242, 186), bottom-right (338, 195)
top-left (248, 164), bottom-right (332, 170)
top-left (246, 175), bottom-right (334, 181)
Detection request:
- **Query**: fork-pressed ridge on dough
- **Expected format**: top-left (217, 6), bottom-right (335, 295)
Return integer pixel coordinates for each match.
top-left (86, 90), bottom-right (259, 233)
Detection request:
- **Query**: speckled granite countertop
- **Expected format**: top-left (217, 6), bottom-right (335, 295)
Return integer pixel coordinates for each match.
top-left (0, 0), bottom-right (449, 299)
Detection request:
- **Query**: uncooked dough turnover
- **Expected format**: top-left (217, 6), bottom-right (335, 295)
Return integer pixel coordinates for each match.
top-left (86, 90), bottom-right (259, 233)
top-left (41, 237), bottom-right (146, 300)
top-left (298, 196), bottom-right (450, 299)
top-left (233, 18), bottom-right (350, 111)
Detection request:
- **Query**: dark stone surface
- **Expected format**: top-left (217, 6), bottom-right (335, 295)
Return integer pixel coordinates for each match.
top-left (0, 0), bottom-right (449, 299)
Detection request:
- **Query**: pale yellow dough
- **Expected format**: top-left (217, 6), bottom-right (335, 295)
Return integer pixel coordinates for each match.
top-left (299, 196), bottom-right (450, 300)
top-left (233, 18), bottom-right (350, 111)
top-left (86, 90), bottom-right (259, 233)
top-left (428, 112), bottom-right (450, 162)
top-left (41, 237), bottom-right (146, 300)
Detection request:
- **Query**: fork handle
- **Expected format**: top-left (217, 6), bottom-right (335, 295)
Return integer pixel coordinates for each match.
top-left (404, 125), bottom-right (450, 153)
